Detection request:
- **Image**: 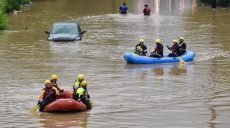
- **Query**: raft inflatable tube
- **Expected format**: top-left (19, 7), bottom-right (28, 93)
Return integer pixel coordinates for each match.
top-left (124, 51), bottom-right (195, 64)
top-left (43, 90), bottom-right (86, 112)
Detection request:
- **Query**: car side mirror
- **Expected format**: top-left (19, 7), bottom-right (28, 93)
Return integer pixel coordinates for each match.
top-left (44, 31), bottom-right (50, 35)
top-left (81, 30), bottom-right (86, 35)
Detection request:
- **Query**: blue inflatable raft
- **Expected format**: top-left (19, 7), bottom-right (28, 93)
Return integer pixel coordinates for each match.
top-left (123, 51), bottom-right (195, 64)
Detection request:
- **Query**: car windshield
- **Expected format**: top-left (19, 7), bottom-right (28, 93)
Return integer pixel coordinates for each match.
top-left (51, 24), bottom-right (79, 34)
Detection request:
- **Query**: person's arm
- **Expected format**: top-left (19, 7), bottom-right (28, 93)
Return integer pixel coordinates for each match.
top-left (167, 45), bottom-right (171, 50)
top-left (53, 87), bottom-right (60, 96)
top-left (39, 90), bottom-right (45, 102)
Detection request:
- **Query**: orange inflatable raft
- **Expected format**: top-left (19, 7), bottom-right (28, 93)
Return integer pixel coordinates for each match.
top-left (42, 90), bottom-right (86, 112)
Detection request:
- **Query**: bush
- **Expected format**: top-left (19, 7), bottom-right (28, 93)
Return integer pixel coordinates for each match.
top-left (0, 11), bottom-right (7, 29)
top-left (199, 0), bottom-right (230, 7)
top-left (19, 0), bottom-right (31, 4)
top-left (5, 0), bottom-right (20, 13)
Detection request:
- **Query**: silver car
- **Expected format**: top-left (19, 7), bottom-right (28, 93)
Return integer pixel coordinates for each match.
top-left (45, 22), bottom-right (86, 41)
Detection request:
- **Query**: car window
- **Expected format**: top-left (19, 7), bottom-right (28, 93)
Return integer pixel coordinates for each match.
top-left (51, 24), bottom-right (79, 34)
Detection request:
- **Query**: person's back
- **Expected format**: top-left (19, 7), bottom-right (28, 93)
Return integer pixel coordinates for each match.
top-left (150, 39), bottom-right (163, 58)
top-left (143, 5), bottom-right (151, 15)
top-left (74, 80), bottom-right (91, 110)
top-left (178, 37), bottom-right (186, 56)
top-left (119, 2), bottom-right (128, 14)
top-left (135, 39), bottom-right (147, 56)
top-left (157, 43), bottom-right (163, 57)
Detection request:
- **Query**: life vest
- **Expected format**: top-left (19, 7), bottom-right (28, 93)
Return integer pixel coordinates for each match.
top-left (144, 7), bottom-right (150, 15)
top-left (73, 80), bottom-right (82, 90)
top-left (42, 87), bottom-right (56, 102)
top-left (171, 44), bottom-right (180, 53)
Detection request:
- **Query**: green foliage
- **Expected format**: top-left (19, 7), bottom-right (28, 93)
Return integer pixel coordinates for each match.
top-left (217, 0), bottom-right (230, 7)
top-left (199, 0), bottom-right (230, 7)
top-left (5, 0), bottom-right (20, 13)
top-left (0, 11), bottom-right (7, 29)
top-left (19, 0), bottom-right (31, 4)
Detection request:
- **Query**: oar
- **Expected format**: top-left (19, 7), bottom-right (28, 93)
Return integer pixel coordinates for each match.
top-left (30, 93), bottom-right (51, 113)
top-left (176, 55), bottom-right (185, 64)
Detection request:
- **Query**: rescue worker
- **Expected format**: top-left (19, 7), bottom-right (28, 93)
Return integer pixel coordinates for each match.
top-left (150, 39), bottom-right (163, 58)
top-left (178, 37), bottom-right (187, 56)
top-left (74, 80), bottom-right (91, 110)
top-left (167, 39), bottom-right (180, 57)
top-left (38, 80), bottom-right (60, 111)
top-left (143, 4), bottom-right (151, 16)
top-left (50, 74), bottom-right (63, 93)
top-left (135, 38), bottom-right (147, 56)
top-left (119, 2), bottom-right (128, 14)
top-left (72, 74), bottom-right (85, 98)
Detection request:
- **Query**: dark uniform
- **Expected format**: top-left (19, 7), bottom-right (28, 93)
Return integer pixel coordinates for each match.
top-left (143, 5), bottom-right (151, 15)
top-left (179, 42), bottom-right (186, 56)
top-left (167, 43), bottom-right (180, 57)
top-left (150, 43), bottom-right (163, 58)
top-left (135, 43), bottom-right (147, 56)
top-left (119, 3), bottom-right (128, 14)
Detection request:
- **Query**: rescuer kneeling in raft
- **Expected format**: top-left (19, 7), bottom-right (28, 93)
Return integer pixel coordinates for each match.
top-left (38, 80), bottom-right (60, 111)
top-left (73, 80), bottom-right (91, 110)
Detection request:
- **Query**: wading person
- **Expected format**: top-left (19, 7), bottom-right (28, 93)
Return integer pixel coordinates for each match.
top-left (150, 39), bottom-right (163, 58)
top-left (143, 4), bottom-right (151, 16)
top-left (135, 38), bottom-right (147, 56)
top-left (119, 2), bottom-right (128, 14)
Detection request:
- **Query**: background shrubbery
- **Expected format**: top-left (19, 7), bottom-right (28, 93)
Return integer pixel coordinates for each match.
top-left (0, 10), bottom-right (7, 29)
top-left (199, 0), bottom-right (230, 7)
top-left (0, 0), bottom-right (31, 29)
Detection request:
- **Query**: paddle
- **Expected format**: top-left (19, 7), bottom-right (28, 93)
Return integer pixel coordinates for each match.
top-left (176, 55), bottom-right (185, 64)
top-left (30, 92), bottom-right (52, 113)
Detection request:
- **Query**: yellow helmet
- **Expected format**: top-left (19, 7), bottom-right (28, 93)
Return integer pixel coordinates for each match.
top-left (81, 80), bottom-right (88, 87)
top-left (139, 38), bottom-right (144, 43)
top-left (51, 74), bottom-right (58, 80)
top-left (44, 80), bottom-right (51, 84)
top-left (173, 39), bottom-right (178, 43)
top-left (78, 74), bottom-right (84, 81)
top-left (155, 39), bottom-right (161, 43)
top-left (179, 37), bottom-right (184, 40)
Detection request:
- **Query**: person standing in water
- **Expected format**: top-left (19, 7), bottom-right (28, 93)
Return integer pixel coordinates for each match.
top-left (119, 2), bottom-right (128, 14)
top-left (143, 4), bottom-right (151, 16)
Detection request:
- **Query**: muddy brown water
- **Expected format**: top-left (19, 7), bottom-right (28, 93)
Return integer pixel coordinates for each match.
top-left (0, 0), bottom-right (229, 127)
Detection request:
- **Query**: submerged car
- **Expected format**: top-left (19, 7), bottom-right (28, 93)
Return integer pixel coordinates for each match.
top-left (45, 22), bottom-right (86, 41)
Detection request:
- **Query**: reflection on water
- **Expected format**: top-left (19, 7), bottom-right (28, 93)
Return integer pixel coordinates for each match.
top-left (34, 112), bottom-right (89, 128)
top-left (124, 63), bottom-right (188, 76)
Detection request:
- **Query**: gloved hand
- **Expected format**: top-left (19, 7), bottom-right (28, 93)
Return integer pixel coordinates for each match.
top-left (167, 45), bottom-right (171, 50)
top-left (37, 100), bottom-right (42, 105)
top-left (87, 94), bottom-right (90, 99)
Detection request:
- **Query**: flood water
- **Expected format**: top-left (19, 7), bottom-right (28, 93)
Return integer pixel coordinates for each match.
top-left (0, 0), bottom-right (230, 127)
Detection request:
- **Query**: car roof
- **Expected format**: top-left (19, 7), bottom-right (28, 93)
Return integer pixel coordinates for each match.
top-left (53, 22), bottom-right (79, 26)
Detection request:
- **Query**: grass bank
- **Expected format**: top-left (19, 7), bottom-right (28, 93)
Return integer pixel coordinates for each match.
top-left (0, 0), bottom-right (32, 30)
